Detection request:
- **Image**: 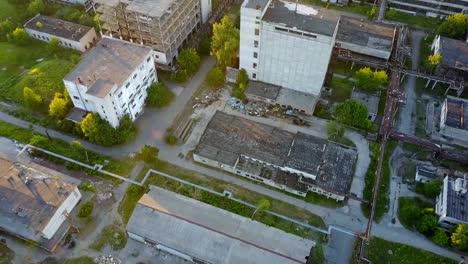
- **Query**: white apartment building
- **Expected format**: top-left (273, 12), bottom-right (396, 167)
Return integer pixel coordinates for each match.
top-left (24, 15), bottom-right (97, 52)
top-left (436, 176), bottom-right (468, 228)
top-left (63, 37), bottom-right (157, 128)
top-left (240, 0), bottom-right (339, 100)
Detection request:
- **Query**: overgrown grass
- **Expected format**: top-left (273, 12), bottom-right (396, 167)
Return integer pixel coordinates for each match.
top-left (332, 59), bottom-right (365, 77)
top-left (362, 140), bottom-right (398, 221)
top-left (310, 244), bottom-right (325, 264)
top-left (0, 242), bottom-right (14, 264)
top-left (63, 257), bottom-right (95, 264)
top-left (418, 34), bottom-right (436, 72)
top-left (330, 77), bottom-right (354, 102)
top-left (415, 100), bottom-right (427, 137)
top-left (301, 0), bottom-right (372, 16)
top-left (145, 173), bottom-right (324, 240)
top-left (385, 9), bottom-right (443, 30)
top-left (145, 160), bottom-right (326, 231)
top-left (364, 237), bottom-right (456, 264)
top-left (0, 121), bottom-right (135, 180)
top-left (118, 185), bottom-right (146, 224)
top-left (0, 1), bottom-right (20, 21)
top-left (305, 191), bottom-right (344, 208)
top-left (91, 225), bottom-right (127, 251)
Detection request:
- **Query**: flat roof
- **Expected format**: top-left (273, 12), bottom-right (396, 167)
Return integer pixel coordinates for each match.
top-left (245, 0), bottom-right (270, 10)
top-left (351, 89), bottom-right (380, 115)
top-left (245, 81), bottom-right (317, 112)
top-left (24, 15), bottom-right (93, 41)
top-left (64, 37), bottom-right (152, 98)
top-left (336, 16), bottom-right (395, 60)
top-left (446, 178), bottom-right (468, 222)
top-left (438, 36), bottom-right (468, 71)
top-left (444, 96), bottom-right (468, 130)
top-left (262, 0), bottom-right (338, 36)
top-left (195, 111), bottom-right (295, 166)
top-left (127, 186), bottom-right (315, 264)
top-left (95, 0), bottom-right (176, 18)
top-left (417, 167), bottom-right (438, 179)
top-left (0, 159), bottom-right (77, 250)
top-left (195, 112), bottom-right (357, 194)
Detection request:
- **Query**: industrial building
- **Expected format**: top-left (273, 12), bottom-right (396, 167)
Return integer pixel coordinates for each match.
top-left (127, 186), bottom-right (315, 264)
top-left (194, 111), bottom-right (357, 200)
top-left (415, 166), bottom-right (438, 183)
top-left (440, 96), bottom-right (468, 142)
top-left (24, 15), bottom-right (97, 52)
top-left (240, 0), bottom-right (339, 111)
top-left (431, 35), bottom-right (468, 88)
top-left (388, 0), bottom-right (468, 18)
top-left (49, 0), bottom-right (95, 11)
top-left (93, 0), bottom-right (212, 67)
top-left (436, 176), bottom-right (468, 228)
top-left (63, 37), bottom-right (157, 128)
top-left (0, 158), bottom-right (82, 251)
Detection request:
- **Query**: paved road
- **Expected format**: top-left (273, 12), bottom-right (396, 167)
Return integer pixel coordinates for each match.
top-left (397, 30), bottom-right (425, 135)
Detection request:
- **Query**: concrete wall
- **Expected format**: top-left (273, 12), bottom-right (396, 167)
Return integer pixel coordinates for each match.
top-left (200, 0), bottom-right (212, 24)
top-left (64, 52), bottom-right (157, 127)
top-left (239, 4), bottom-right (264, 80)
top-left (25, 27), bottom-right (97, 52)
top-left (257, 22), bottom-right (335, 95)
top-left (42, 188), bottom-right (81, 239)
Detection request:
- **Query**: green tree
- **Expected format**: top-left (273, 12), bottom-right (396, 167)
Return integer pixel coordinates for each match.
top-left (9, 28), bottom-right (31, 46)
top-left (70, 140), bottom-right (89, 162)
top-left (135, 145), bottom-right (159, 163)
top-left (355, 67), bottom-right (388, 91)
top-left (47, 37), bottom-right (61, 55)
top-left (368, 7), bottom-right (377, 19)
top-left (251, 198), bottom-right (271, 219)
top-left (23, 87), bottom-right (43, 109)
top-left (452, 224), bottom-right (468, 251)
top-left (438, 13), bottom-right (468, 39)
top-left (416, 214), bottom-right (438, 235)
top-left (206, 67), bottom-right (225, 88)
top-left (29, 135), bottom-right (48, 147)
top-left (80, 113), bottom-right (101, 143)
top-left (115, 114), bottom-right (136, 143)
top-left (327, 120), bottom-right (344, 141)
top-left (78, 201), bottom-right (94, 218)
top-left (233, 68), bottom-right (249, 99)
top-left (432, 229), bottom-right (449, 247)
top-left (423, 179), bottom-right (442, 198)
top-left (333, 99), bottom-right (372, 130)
top-left (399, 204), bottom-right (421, 228)
top-left (0, 19), bottom-right (14, 40)
top-left (28, 0), bottom-right (45, 15)
top-left (146, 82), bottom-right (175, 108)
top-left (211, 16), bottom-right (240, 69)
top-left (177, 49), bottom-right (201, 76)
top-left (49, 92), bottom-right (69, 119)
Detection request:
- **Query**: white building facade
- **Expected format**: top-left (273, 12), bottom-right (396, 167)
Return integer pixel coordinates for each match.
top-left (24, 15), bottom-right (97, 52)
top-left (64, 37), bottom-right (157, 127)
top-left (42, 187), bottom-right (82, 239)
top-left (240, 0), bottom-right (338, 97)
top-left (436, 177), bottom-right (468, 228)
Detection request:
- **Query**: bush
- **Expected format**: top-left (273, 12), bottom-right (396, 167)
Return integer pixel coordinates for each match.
top-left (206, 67), bottom-right (225, 89)
top-left (80, 113), bottom-right (136, 146)
top-left (135, 145), bottom-right (159, 163)
top-left (78, 183), bottom-right (96, 193)
top-left (146, 82), bottom-right (175, 108)
top-left (78, 201), bottom-right (94, 218)
top-left (415, 179), bottom-right (442, 198)
top-left (23, 87), bottom-right (43, 109)
top-left (177, 49), bottom-right (201, 76)
top-left (432, 229), bottom-right (449, 247)
top-left (452, 224), bottom-right (468, 251)
top-left (416, 210), bottom-right (438, 236)
top-left (333, 99), bottom-right (372, 130)
top-left (9, 28), bottom-right (30, 46)
top-left (233, 68), bottom-right (248, 99)
top-left (165, 134), bottom-right (178, 145)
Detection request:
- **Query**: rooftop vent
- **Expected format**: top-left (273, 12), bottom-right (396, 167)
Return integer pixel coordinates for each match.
top-left (454, 178), bottom-right (468, 194)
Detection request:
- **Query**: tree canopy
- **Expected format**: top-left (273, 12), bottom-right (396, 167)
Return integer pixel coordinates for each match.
top-left (48, 90), bottom-right (71, 119)
top-left (333, 99), bottom-right (372, 130)
top-left (0, 19), bottom-right (14, 40)
top-left (211, 16), bottom-right (240, 69)
top-left (206, 67), bottom-right (225, 89)
top-left (9, 28), bottom-right (31, 46)
top-left (28, 0), bottom-right (45, 16)
top-left (438, 13), bottom-right (468, 39)
top-left (146, 82), bottom-right (175, 108)
top-left (80, 113), bottom-right (136, 146)
top-left (177, 49), bottom-right (201, 77)
top-left (452, 224), bottom-right (468, 251)
top-left (355, 67), bottom-right (388, 91)
top-left (252, 198), bottom-right (271, 219)
top-left (233, 68), bottom-right (248, 99)
top-left (48, 37), bottom-right (61, 55)
top-left (135, 145), bottom-right (159, 163)
top-left (23, 87), bottom-right (43, 109)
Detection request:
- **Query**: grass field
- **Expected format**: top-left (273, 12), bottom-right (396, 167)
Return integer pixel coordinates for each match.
top-left (0, 1), bottom-right (19, 21)
top-left (365, 237), bottom-right (456, 264)
top-left (385, 9), bottom-right (443, 30)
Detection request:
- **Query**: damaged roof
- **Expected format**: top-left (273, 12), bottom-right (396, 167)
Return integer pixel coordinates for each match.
top-left (444, 96), bottom-right (468, 130)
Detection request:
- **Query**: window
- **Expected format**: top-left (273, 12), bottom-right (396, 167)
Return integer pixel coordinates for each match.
top-left (252, 73), bottom-right (257, 79)
top-left (73, 96), bottom-right (79, 100)
top-left (132, 103), bottom-right (136, 109)
top-left (155, 55), bottom-right (159, 59)
top-left (125, 82), bottom-right (130, 88)
top-left (136, 85), bottom-right (141, 90)
top-left (254, 40), bottom-right (258, 48)
top-left (118, 91), bottom-right (123, 98)
top-left (253, 52), bottom-right (258, 59)
top-left (146, 57), bottom-right (151, 62)
top-left (85, 99), bottom-right (88, 102)
top-left (255, 21), bottom-right (260, 24)
top-left (133, 73), bottom-right (137, 79)
top-left (253, 63), bottom-right (257, 69)
top-left (254, 28), bottom-right (259, 36)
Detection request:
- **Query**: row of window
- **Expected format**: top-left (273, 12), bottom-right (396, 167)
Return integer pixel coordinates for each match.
top-left (31, 33), bottom-right (74, 47)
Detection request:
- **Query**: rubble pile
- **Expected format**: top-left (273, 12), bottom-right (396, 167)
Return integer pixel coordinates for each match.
top-left (95, 255), bottom-right (122, 264)
top-left (193, 91), bottom-right (221, 109)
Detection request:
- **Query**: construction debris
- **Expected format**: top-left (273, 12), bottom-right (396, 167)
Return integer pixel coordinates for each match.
top-left (95, 255), bottom-right (122, 264)
top-left (193, 91), bottom-right (221, 109)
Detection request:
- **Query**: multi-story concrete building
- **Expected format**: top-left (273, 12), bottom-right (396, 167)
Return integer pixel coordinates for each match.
top-left (436, 176), bottom-right (468, 228)
top-left (24, 15), bottom-right (97, 52)
top-left (240, 0), bottom-right (339, 111)
top-left (388, 0), bottom-right (468, 18)
top-left (94, 0), bottom-right (212, 66)
top-left (440, 96), bottom-right (468, 142)
top-left (49, 0), bottom-right (95, 11)
top-left (194, 111), bottom-right (357, 200)
top-left (0, 158), bottom-right (82, 251)
top-left (63, 37), bottom-right (157, 128)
